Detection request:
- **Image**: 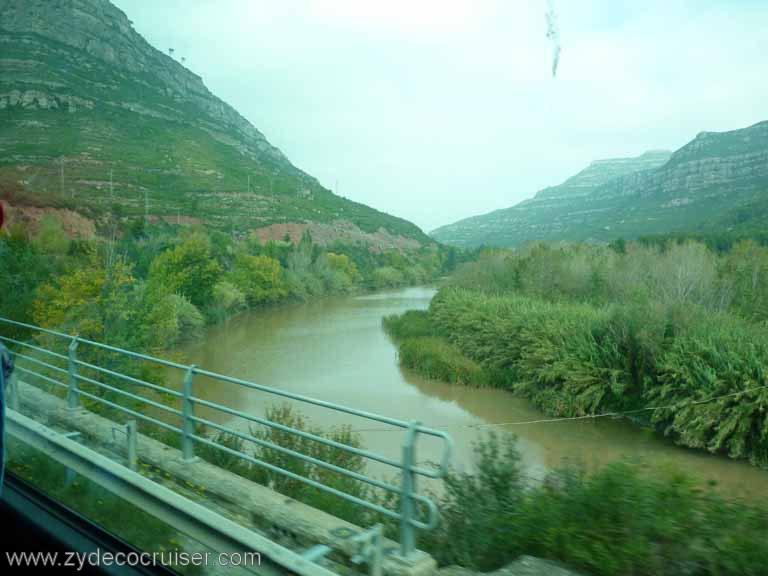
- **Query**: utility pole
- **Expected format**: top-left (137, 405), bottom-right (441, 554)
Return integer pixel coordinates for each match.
top-left (106, 167), bottom-right (117, 277)
top-left (59, 157), bottom-right (64, 197)
top-left (144, 190), bottom-right (149, 227)
top-left (247, 174), bottom-right (251, 194)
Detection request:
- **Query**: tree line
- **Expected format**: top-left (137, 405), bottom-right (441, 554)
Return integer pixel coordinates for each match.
top-left (0, 213), bottom-right (458, 354)
top-left (384, 239), bottom-right (768, 465)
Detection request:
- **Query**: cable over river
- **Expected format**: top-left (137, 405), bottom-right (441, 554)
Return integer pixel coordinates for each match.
top-left (178, 286), bottom-right (768, 499)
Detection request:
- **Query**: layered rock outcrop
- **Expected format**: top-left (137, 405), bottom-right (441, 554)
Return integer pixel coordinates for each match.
top-left (0, 0), bottom-right (287, 163)
top-left (432, 121), bottom-right (768, 247)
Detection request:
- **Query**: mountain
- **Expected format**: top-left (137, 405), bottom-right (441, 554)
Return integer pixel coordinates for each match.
top-left (432, 122), bottom-right (768, 248)
top-left (0, 0), bottom-right (429, 249)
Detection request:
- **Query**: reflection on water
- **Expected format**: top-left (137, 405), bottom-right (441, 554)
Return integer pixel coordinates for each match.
top-left (177, 286), bottom-right (768, 499)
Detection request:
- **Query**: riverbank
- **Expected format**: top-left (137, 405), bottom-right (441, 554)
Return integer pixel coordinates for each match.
top-left (382, 242), bottom-right (768, 469)
top-left (176, 285), bottom-right (768, 498)
top-left (384, 288), bottom-right (768, 467)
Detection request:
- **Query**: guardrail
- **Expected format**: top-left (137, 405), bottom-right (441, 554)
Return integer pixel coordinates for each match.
top-left (0, 317), bottom-right (453, 559)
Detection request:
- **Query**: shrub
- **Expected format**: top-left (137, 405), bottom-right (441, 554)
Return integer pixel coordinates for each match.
top-left (421, 433), bottom-right (525, 570)
top-left (196, 404), bottom-right (371, 525)
top-left (227, 253), bottom-right (288, 306)
top-left (399, 337), bottom-right (488, 386)
top-left (382, 310), bottom-right (435, 340)
top-left (207, 280), bottom-right (246, 322)
top-left (426, 434), bottom-right (768, 576)
top-left (371, 266), bottom-right (404, 289)
top-left (144, 293), bottom-right (204, 348)
top-left (648, 314), bottom-right (768, 465)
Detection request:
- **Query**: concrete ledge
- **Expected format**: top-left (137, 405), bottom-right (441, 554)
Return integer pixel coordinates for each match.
top-left (14, 381), bottom-right (436, 576)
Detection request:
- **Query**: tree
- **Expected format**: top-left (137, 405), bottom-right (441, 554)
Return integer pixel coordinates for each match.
top-left (228, 253), bottom-right (288, 306)
top-left (326, 252), bottom-right (361, 284)
top-left (721, 240), bottom-right (768, 321)
top-left (0, 231), bottom-right (58, 326)
top-left (143, 293), bottom-right (204, 349)
top-left (372, 266), bottom-right (404, 289)
top-left (34, 214), bottom-right (70, 255)
top-left (147, 233), bottom-right (222, 308)
top-left (651, 241), bottom-right (717, 307)
top-left (207, 280), bottom-right (246, 322)
top-left (285, 241), bottom-right (323, 297)
top-left (33, 250), bottom-right (135, 342)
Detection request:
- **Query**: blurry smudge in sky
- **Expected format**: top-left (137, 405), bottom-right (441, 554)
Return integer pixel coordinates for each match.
top-left (545, 0), bottom-right (561, 77)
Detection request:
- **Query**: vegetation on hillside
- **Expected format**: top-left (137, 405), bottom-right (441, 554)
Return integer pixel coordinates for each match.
top-left (636, 194), bottom-right (768, 251)
top-left (384, 240), bottom-right (768, 466)
top-left (1, 4), bottom-right (431, 237)
top-left (0, 210), bottom-right (456, 350)
top-left (0, 23), bottom-right (429, 242)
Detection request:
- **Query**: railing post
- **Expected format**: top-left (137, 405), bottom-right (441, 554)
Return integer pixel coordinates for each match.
top-left (63, 431), bottom-right (81, 488)
top-left (8, 371), bottom-right (19, 411)
top-left (126, 419), bottom-right (138, 470)
top-left (2, 355), bottom-right (18, 411)
top-left (182, 365), bottom-right (197, 462)
top-left (399, 421), bottom-right (421, 558)
top-left (67, 338), bottom-right (80, 410)
top-left (352, 524), bottom-right (384, 576)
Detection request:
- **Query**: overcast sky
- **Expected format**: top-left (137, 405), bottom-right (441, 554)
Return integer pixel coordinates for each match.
top-left (113, 0), bottom-right (768, 232)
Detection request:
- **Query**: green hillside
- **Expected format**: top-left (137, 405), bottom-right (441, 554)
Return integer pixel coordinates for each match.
top-left (0, 0), bottom-right (429, 245)
top-left (432, 122), bottom-right (768, 248)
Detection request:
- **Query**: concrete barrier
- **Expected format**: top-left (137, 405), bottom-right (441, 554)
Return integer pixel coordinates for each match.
top-left (14, 381), bottom-right (437, 576)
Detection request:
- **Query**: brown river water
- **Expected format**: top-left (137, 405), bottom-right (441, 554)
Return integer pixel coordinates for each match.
top-left (177, 286), bottom-right (768, 499)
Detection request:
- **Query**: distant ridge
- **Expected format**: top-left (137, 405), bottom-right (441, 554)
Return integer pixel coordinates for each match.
top-left (431, 121), bottom-right (768, 247)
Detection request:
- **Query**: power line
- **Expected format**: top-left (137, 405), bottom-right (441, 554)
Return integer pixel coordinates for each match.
top-left (349, 383), bottom-right (768, 434)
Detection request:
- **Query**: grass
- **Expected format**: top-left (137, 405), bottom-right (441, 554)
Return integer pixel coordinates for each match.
top-left (383, 310), bottom-right (489, 386)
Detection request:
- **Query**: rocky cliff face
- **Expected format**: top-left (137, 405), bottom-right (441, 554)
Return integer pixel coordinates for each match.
top-left (0, 0), bottom-right (286, 164)
top-left (432, 121), bottom-right (768, 248)
top-left (0, 0), bottom-right (429, 245)
top-left (535, 150), bottom-right (671, 200)
top-left (593, 123), bottom-right (768, 201)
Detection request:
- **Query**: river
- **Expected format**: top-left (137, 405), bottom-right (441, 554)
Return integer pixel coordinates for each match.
top-left (179, 286), bottom-right (768, 499)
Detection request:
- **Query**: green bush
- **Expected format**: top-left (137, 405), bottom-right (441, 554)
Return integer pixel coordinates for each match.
top-left (648, 314), bottom-right (768, 464)
top-left (399, 337), bottom-right (488, 386)
top-left (425, 434), bottom-right (768, 576)
top-left (382, 310), bottom-right (435, 340)
top-left (420, 433), bottom-right (525, 570)
top-left (196, 404), bottom-right (372, 525)
top-left (429, 289), bottom-right (631, 411)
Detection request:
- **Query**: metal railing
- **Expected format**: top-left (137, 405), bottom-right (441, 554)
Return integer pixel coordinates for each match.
top-left (0, 317), bottom-right (453, 558)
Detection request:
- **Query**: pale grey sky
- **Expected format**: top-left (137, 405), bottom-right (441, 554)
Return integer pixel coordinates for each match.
top-left (113, 0), bottom-right (768, 232)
